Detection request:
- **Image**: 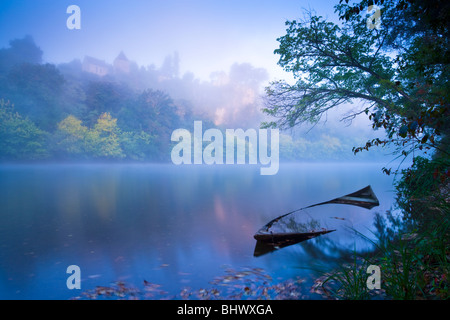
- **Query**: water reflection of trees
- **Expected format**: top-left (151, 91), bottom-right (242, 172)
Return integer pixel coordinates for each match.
top-left (273, 216), bottom-right (322, 234)
top-left (269, 210), bottom-right (403, 271)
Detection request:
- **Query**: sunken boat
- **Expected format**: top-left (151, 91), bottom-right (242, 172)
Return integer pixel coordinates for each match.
top-left (253, 229), bottom-right (335, 242)
top-left (253, 186), bottom-right (379, 255)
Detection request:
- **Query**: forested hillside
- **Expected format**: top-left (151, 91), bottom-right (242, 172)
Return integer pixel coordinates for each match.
top-left (0, 35), bottom-right (390, 163)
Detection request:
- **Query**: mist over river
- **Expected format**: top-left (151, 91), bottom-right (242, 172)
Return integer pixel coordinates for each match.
top-left (0, 162), bottom-right (398, 299)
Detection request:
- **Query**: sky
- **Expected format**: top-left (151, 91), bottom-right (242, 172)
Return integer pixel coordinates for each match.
top-left (0, 0), bottom-right (339, 82)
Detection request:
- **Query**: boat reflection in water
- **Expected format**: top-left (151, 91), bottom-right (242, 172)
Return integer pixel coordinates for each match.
top-left (254, 229), bottom-right (336, 257)
top-left (253, 185), bottom-right (379, 257)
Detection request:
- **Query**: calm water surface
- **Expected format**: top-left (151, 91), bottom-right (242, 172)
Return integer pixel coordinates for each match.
top-left (0, 163), bottom-right (397, 299)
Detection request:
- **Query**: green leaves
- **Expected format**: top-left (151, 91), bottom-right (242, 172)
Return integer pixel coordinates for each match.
top-left (0, 99), bottom-right (48, 160)
top-left (266, 9), bottom-right (397, 128)
top-left (55, 115), bottom-right (88, 156)
top-left (263, 0), bottom-right (449, 164)
top-left (398, 125), bottom-right (408, 138)
top-left (56, 113), bottom-right (129, 160)
top-left (90, 113), bottom-right (124, 159)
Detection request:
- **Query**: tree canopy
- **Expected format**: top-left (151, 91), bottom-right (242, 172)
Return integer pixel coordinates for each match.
top-left (262, 0), bottom-right (449, 167)
top-left (0, 99), bottom-right (47, 160)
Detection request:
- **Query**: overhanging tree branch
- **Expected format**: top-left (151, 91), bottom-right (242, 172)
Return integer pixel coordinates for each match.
top-left (263, 0), bottom-right (449, 161)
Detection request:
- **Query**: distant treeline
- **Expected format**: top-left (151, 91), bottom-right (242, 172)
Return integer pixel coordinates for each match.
top-left (0, 36), bottom-right (210, 161)
top-left (0, 36), bottom-right (390, 162)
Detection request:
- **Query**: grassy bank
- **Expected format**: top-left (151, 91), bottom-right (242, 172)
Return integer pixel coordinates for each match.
top-left (314, 157), bottom-right (449, 300)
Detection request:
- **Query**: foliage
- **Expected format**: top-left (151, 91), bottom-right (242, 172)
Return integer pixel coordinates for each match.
top-left (313, 154), bottom-right (449, 300)
top-left (83, 81), bottom-right (133, 126)
top-left (55, 115), bottom-right (89, 157)
top-left (312, 255), bottom-right (376, 300)
top-left (3, 63), bottom-right (66, 130)
top-left (119, 130), bottom-right (156, 161)
top-left (89, 112), bottom-right (125, 159)
top-left (0, 46), bottom-right (187, 161)
top-left (262, 0), bottom-right (449, 166)
top-left (0, 35), bottom-right (300, 163)
top-left (117, 89), bottom-right (180, 160)
top-left (0, 35), bottom-right (42, 73)
top-left (316, 155), bottom-right (449, 300)
top-left (0, 99), bottom-right (48, 160)
top-left (0, 34), bottom-right (194, 162)
top-left (55, 113), bottom-right (146, 160)
top-left (264, 0), bottom-right (449, 300)
top-left (395, 156), bottom-right (450, 230)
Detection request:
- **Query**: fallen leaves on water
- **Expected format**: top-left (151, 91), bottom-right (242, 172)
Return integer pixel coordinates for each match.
top-left (71, 267), bottom-right (312, 300)
top-left (75, 281), bottom-right (141, 300)
top-left (187, 267), bottom-right (308, 300)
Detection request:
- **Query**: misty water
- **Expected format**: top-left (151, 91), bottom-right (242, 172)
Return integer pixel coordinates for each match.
top-left (0, 162), bottom-right (397, 299)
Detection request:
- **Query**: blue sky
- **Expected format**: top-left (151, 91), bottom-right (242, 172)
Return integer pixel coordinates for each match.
top-left (0, 0), bottom-right (338, 81)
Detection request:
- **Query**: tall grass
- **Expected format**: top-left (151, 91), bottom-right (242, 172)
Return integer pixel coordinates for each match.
top-left (315, 156), bottom-right (449, 300)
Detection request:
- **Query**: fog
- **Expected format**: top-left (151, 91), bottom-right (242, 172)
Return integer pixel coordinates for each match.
top-left (1, 1), bottom-right (306, 80)
top-left (0, 0), bottom-right (394, 163)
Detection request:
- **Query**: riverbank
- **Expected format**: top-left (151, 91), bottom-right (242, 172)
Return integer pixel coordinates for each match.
top-left (72, 157), bottom-right (449, 301)
top-left (313, 156), bottom-right (449, 300)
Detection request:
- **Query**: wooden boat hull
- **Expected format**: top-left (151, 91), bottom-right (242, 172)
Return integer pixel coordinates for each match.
top-left (253, 229), bottom-right (336, 257)
top-left (253, 229), bottom-right (336, 243)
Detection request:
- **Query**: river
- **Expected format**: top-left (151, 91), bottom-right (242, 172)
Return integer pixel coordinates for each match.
top-left (0, 162), bottom-right (397, 299)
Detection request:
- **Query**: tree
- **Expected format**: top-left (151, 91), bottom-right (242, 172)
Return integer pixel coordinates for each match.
top-left (88, 112), bottom-right (124, 159)
top-left (0, 35), bottom-right (43, 73)
top-left (160, 52), bottom-right (180, 79)
top-left (118, 89), bottom-right (180, 160)
top-left (0, 99), bottom-right (48, 160)
top-left (4, 63), bottom-right (65, 130)
top-left (262, 0), bottom-right (449, 167)
top-left (83, 81), bottom-right (132, 126)
top-left (120, 130), bottom-right (156, 161)
top-left (55, 113), bottom-right (125, 160)
top-left (55, 115), bottom-right (89, 158)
